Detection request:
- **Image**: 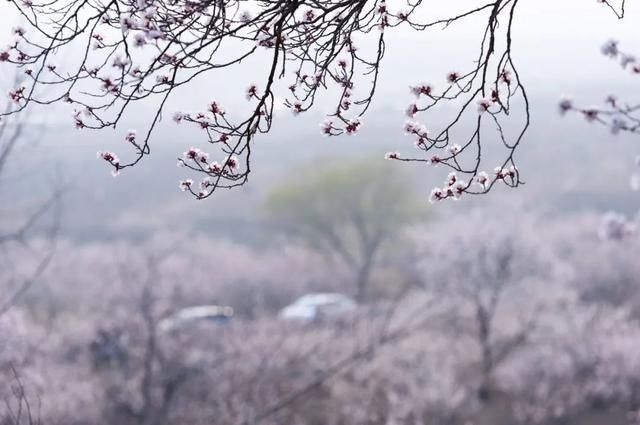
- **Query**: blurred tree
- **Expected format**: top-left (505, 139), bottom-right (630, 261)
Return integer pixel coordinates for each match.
top-left (265, 160), bottom-right (423, 302)
top-left (418, 214), bottom-right (555, 402)
top-left (0, 74), bottom-right (62, 318)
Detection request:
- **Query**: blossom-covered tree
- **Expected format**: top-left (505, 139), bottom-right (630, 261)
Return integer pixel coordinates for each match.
top-left (0, 0), bottom-right (628, 202)
top-left (416, 213), bottom-right (561, 402)
top-left (2, 212), bottom-right (640, 424)
top-left (500, 302), bottom-right (640, 424)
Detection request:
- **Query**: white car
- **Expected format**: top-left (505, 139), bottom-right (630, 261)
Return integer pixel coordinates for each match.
top-left (158, 305), bottom-right (234, 332)
top-left (279, 293), bottom-right (356, 322)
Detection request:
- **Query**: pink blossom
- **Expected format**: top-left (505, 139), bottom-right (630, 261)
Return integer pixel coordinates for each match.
top-left (345, 118), bottom-right (361, 135)
top-left (198, 151), bottom-right (209, 164)
top-left (208, 101), bottom-right (224, 115)
top-left (500, 70), bottom-right (512, 85)
top-left (476, 171), bottom-right (490, 189)
top-left (133, 33), bottom-right (147, 47)
top-left (477, 98), bottom-right (492, 114)
top-left (410, 83), bottom-right (433, 97)
top-left (448, 144), bottom-right (461, 155)
top-left (179, 179), bottom-right (194, 192)
top-left (246, 84), bottom-right (258, 100)
top-left (601, 39), bottom-right (619, 58)
top-left (452, 180), bottom-right (466, 199)
top-left (320, 119), bottom-right (333, 136)
top-left (224, 155), bottom-right (239, 172)
top-left (124, 129), bottom-right (137, 143)
top-left (582, 108), bottom-right (599, 122)
top-left (183, 147), bottom-right (200, 160)
top-left (120, 14), bottom-right (138, 32)
top-left (429, 187), bottom-right (444, 204)
top-left (558, 97), bottom-right (573, 115)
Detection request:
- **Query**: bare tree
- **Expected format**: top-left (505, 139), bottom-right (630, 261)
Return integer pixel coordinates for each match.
top-left (0, 0), bottom-right (627, 201)
top-left (0, 368), bottom-right (40, 425)
top-left (0, 77), bottom-right (62, 318)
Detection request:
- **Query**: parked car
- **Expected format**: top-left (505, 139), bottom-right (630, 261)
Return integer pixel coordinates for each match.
top-left (279, 293), bottom-right (356, 323)
top-left (158, 305), bottom-right (234, 332)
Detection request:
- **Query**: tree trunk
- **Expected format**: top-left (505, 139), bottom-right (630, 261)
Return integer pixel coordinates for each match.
top-left (355, 256), bottom-right (373, 303)
top-left (477, 306), bottom-right (494, 402)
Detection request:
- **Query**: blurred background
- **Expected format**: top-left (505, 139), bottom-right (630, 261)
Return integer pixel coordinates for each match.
top-left (1, 0), bottom-right (640, 424)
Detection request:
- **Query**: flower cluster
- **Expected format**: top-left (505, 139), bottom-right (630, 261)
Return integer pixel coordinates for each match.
top-left (8, 86), bottom-right (26, 104)
top-left (386, 63), bottom-right (523, 204)
top-left (97, 151), bottom-right (121, 177)
top-left (176, 143), bottom-right (241, 199)
top-left (601, 39), bottom-right (640, 73)
top-left (427, 170), bottom-right (500, 204)
top-left (561, 41), bottom-right (640, 135)
top-left (560, 40), bottom-right (640, 240)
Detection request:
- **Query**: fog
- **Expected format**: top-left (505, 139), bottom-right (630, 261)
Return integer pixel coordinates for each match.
top-left (1, 0), bottom-right (640, 424)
